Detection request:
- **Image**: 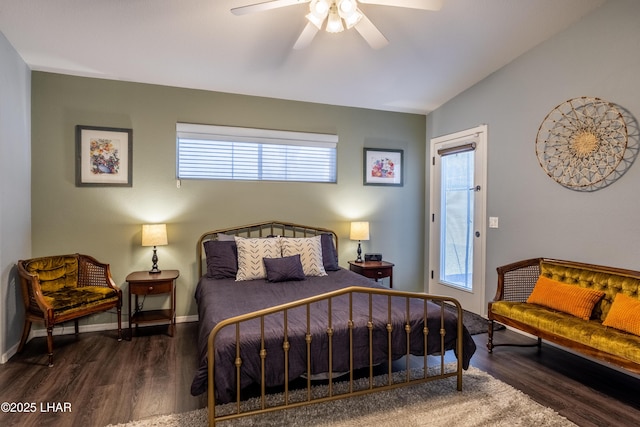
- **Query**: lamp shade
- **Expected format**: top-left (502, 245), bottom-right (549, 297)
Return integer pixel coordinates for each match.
top-left (142, 224), bottom-right (168, 247)
top-left (350, 221), bottom-right (370, 241)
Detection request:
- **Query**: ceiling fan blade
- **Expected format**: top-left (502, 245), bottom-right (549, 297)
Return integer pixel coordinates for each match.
top-left (293, 22), bottom-right (320, 49)
top-left (354, 14), bottom-right (388, 49)
top-left (358, 0), bottom-right (443, 11)
top-left (231, 0), bottom-right (310, 16)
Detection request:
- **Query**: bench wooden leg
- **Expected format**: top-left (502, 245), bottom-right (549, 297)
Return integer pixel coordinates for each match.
top-left (486, 320), bottom-right (544, 353)
top-left (117, 306), bottom-right (122, 341)
top-left (46, 326), bottom-right (54, 367)
top-left (17, 319), bottom-right (32, 353)
top-left (487, 320), bottom-right (495, 353)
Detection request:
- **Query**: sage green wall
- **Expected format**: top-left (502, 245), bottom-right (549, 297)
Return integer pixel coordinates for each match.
top-left (31, 72), bottom-right (426, 325)
top-left (0, 31), bottom-right (31, 361)
top-left (426, 0), bottom-right (640, 307)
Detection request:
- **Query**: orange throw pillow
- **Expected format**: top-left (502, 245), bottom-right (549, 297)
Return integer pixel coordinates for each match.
top-left (603, 293), bottom-right (640, 336)
top-left (527, 276), bottom-right (604, 320)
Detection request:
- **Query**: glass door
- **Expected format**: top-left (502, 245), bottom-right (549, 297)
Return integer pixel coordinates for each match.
top-left (440, 149), bottom-right (475, 290)
top-left (428, 125), bottom-right (487, 315)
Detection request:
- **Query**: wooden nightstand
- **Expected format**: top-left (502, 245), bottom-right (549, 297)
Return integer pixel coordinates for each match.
top-left (126, 270), bottom-right (179, 338)
top-left (348, 260), bottom-right (394, 288)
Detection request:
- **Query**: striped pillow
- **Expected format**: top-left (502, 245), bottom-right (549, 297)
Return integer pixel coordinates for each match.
top-left (526, 276), bottom-right (604, 320)
top-left (281, 235), bottom-right (327, 277)
top-left (603, 293), bottom-right (640, 336)
top-left (235, 237), bottom-right (282, 281)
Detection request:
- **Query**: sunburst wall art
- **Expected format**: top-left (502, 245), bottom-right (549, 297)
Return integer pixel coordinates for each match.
top-left (535, 96), bottom-right (631, 192)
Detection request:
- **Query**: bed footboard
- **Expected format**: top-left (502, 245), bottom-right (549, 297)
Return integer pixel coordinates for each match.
top-left (207, 286), bottom-right (466, 426)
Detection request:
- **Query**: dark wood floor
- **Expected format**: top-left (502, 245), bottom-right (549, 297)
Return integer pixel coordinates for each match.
top-left (1, 323), bottom-right (639, 426)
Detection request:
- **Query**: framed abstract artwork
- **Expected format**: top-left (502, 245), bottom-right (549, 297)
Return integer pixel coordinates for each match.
top-left (363, 148), bottom-right (403, 186)
top-left (76, 125), bottom-right (133, 187)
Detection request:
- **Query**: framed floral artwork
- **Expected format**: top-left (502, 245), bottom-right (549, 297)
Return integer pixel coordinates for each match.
top-left (76, 125), bottom-right (133, 187)
top-left (363, 148), bottom-right (403, 186)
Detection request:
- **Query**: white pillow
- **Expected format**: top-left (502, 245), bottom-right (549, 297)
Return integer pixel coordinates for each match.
top-left (235, 237), bottom-right (282, 281)
top-left (216, 233), bottom-right (236, 241)
top-left (281, 235), bottom-right (327, 277)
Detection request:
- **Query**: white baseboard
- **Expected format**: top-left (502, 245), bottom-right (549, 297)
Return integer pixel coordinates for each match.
top-left (502, 324), bottom-right (537, 338)
top-left (28, 314), bottom-right (199, 337)
top-left (1, 341), bottom-right (20, 364)
top-left (1, 314), bottom-right (199, 364)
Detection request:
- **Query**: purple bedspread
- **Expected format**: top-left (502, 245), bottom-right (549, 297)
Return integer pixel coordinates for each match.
top-left (190, 268), bottom-right (476, 402)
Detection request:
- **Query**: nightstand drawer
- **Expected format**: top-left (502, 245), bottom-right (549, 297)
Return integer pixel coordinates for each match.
top-left (348, 260), bottom-right (394, 288)
top-left (360, 267), bottom-right (392, 279)
top-left (129, 281), bottom-right (171, 295)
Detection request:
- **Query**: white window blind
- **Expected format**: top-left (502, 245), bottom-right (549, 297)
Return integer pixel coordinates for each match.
top-left (177, 123), bottom-right (337, 183)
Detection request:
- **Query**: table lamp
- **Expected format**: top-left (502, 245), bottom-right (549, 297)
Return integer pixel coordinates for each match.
top-left (350, 221), bottom-right (370, 263)
top-left (142, 224), bottom-right (168, 273)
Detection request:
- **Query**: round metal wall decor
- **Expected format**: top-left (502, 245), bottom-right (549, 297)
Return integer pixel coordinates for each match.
top-left (535, 96), bottom-right (628, 191)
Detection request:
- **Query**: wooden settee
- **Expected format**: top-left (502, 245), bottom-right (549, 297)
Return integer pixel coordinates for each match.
top-left (487, 258), bottom-right (640, 375)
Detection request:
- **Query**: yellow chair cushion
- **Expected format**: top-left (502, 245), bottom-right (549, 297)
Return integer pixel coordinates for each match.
top-left (24, 256), bottom-right (78, 292)
top-left (603, 293), bottom-right (640, 336)
top-left (527, 276), bottom-right (605, 320)
top-left (43, 286), bottom-right (117, 310)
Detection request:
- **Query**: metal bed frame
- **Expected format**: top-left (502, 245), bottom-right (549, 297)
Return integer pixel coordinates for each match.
top-left (197, 221), bottom-right (465, 426)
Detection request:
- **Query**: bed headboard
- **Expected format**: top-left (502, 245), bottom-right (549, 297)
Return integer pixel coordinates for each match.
top-left (197, 221), bottom-right (339, 278)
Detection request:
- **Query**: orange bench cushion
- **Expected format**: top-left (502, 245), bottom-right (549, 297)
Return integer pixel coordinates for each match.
top-left (603, 293), bottom-right (640, 336)
top-left (526, 276), bottom-right (604, 320)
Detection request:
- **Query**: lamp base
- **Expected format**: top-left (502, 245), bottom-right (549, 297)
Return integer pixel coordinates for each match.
top-left (149, 247), bottom-right (161, 274)
top-left (355, 241), bottom-right (363, 262)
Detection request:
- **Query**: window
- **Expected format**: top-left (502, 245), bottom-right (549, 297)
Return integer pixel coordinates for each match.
top-left (176, 123), bottom-right (338, 183)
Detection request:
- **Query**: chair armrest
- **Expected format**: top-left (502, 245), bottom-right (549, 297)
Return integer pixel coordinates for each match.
top-left (17, 261), bottom-right (54, 315)
top-left (76, 254), bottom-right (120, 293)
top-left (492, 258), bottom-right (541, 303)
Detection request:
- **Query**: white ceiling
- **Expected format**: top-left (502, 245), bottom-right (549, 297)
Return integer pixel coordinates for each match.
top-left (0, 0), bottom-right (606, 114)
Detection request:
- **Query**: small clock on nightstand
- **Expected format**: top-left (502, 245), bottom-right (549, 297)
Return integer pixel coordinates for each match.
top-left (348, 260), bottom-right (394, 288)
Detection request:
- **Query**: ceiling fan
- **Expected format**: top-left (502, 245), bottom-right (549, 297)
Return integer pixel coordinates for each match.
top-left (231, 0), bottom-right (443, 50)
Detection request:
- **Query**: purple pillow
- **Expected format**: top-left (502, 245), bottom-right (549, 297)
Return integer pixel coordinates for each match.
top-left (263, 255), bottom-right (306, 282)
top-left (321, 233), bottom-right (339, 271)
top-left (204, 240), bottom-right (237, 279)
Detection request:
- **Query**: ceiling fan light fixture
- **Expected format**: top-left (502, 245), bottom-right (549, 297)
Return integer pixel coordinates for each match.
top-left (311, 0), bottom-right (330, 15)
top-left (306, 11), bottom-right (326, 29)
top-left (307, 0), bottom-right (330, 29)
top-left (233, 0), bottom-right (443, 50)
top-left (338, 0), bottom-right (356, 14)
top-left (342, 8), bottom-right (363, 28)
top-left (326, 5), bottom-right (344, 33)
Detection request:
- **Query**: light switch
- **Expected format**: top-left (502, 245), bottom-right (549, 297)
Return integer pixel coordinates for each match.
top-left (489, 217), bottom-right (499, 228)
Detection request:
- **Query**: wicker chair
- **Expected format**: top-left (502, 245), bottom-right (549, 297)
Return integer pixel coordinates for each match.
top-left (17, 253), bottom-right (122, 366)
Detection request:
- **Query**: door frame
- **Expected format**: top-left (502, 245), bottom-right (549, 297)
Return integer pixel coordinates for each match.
top-left (426, 124), bottom-right (488, 315)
